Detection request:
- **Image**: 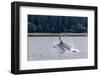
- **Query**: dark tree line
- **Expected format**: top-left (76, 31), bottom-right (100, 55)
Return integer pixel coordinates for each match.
top-left (28, 15), bottom-right (88, 33)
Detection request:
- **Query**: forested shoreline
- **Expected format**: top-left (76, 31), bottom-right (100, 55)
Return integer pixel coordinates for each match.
top-left (28, 15), bottom-right (88, 33)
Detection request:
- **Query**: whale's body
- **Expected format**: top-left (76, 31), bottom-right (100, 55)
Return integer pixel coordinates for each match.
top-left (53, 35), bottom-right (79, 53)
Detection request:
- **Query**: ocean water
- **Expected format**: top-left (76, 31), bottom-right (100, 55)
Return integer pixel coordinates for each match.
top-left (27, 36), bottom-right (88, 61)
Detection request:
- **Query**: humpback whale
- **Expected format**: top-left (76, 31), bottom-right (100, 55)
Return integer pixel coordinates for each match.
top-left (53, 34), bottom-right (79, 54)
